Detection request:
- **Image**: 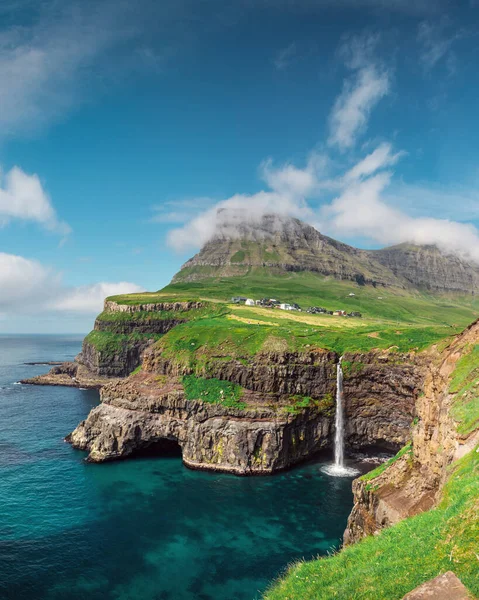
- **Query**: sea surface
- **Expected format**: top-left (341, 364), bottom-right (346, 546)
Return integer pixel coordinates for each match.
top-left (0, 335), bottom-right (356, 600)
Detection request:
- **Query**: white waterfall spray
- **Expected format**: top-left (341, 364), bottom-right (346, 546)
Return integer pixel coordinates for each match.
top-left (334, 357), bottom-right (345, 468)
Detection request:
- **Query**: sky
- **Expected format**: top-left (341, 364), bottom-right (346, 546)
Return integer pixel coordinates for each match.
top-left (1, 0), bottom-right (479, 333)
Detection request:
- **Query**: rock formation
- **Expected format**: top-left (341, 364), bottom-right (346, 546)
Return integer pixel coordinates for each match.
top-left (66, 346), bottom-right (421, 473)
top-left (344, 319), bottom-right (479, 544)
top-left (66, 372), bottom-right (333, 473)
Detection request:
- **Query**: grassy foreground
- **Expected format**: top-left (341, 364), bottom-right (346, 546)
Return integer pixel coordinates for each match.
top-left (263, 327), bottom-right (479, 600)
top-left (264, 446), bottom-right (479, 600)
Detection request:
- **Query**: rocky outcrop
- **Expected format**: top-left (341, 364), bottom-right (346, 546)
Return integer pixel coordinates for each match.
top-left (30, 301), bottom-right (207, 383)
top-left (77, 336), bottom-right (153, 377)
top-left (402, 572), bottom-right (471, 600)
top-left (172, 213), bottom-right (405, 287)
top-left (372, 243), bottom-right (479, 294)
top-left (21, 362), bottom-right (115, 389)
top-left (344, 319), bottom-right (479, 544)
top-left (171, 212), bottom-right (479, 294)
top-left (67, 373), bottom-right (332, 473)
top-left (103, 300), bottom-right (204, 313)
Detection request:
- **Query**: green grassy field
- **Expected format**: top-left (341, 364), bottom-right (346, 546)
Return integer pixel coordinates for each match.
top-left (104, 272), bottom-right (479, 360)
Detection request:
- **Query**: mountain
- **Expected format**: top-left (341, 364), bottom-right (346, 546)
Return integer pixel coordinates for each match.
top-left (371, 243), bottom-right (479, 294)
top-left (173, 214), bottom-right (404, 288)
top-left (172, 214), bottom-right (479, 294)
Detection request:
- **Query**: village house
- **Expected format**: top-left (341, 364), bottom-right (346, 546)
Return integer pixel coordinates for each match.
top-left (333, 310), bottom-right (347, 316)
top-left (245, 299), bottom-right (255, 306)
top-left (231, 296), bottom-right (247, 304)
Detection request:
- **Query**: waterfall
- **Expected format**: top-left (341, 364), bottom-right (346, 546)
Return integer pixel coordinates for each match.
top-left (321, 356), bottom-right (359, 477)
top-left (334, 357), bottom-right (345, 468)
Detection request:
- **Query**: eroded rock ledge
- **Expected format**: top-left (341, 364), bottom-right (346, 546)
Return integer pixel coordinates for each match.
top-left (66, 372), bottom-right (332, 474)
top-left (66, 349), bottom-right (422, 474)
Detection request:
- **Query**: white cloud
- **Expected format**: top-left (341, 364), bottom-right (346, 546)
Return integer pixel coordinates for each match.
top-left (417, 20), bottom-right (463, 72)
top-left (273, 43), bottom-right (297, 70)
top-left (166, 155), bottom-right (326, 252)
top-left (344, 143), bottom-right (404, 181)
top-left (53, 282), bottom-right (144, 313)
top-left (167, 191), bottom-right (312, 252)
top-left (166, 141), bottom-right (479, 264)
top-left (0, 166), bottom-right (70, 234)
top-left (261, 153), bottom-right (329, 196)
top-left (0, 253), bottom-right (59, 310)
top-left (328, 65), bottom-right (390, 151)
top-left (150, 197), bottom-right (216, 224)
top-left (0, 1), bottom-right (134, 139)
top-left (0, 252), bottom-right (143, 315)
top-left (319, 152), bottom-right (479, 262)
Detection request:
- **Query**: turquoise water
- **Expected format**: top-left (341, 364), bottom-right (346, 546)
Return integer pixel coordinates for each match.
top-left (0, 336), bottom-right (356, 600)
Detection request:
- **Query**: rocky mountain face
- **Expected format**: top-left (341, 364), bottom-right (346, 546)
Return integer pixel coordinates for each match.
top-left (173, 213), bottom-right (479, 294)
top-left (173, 214), bottom-right (404, 287)
top-left (66, 373), bottom-right (333, 473)
top-left (372, 244), bottom-right (479, 294)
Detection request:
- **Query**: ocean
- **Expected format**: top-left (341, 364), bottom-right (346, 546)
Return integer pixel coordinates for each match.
top-left (0, 335), bottom-right (355, 600)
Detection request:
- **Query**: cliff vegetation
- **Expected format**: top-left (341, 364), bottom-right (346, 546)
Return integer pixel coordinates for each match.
top-left (264, 447), bottom-right (479, 600)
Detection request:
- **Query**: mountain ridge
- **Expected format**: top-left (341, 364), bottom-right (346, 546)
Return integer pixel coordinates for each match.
top-left (172, 214), bottom-right (479, 295)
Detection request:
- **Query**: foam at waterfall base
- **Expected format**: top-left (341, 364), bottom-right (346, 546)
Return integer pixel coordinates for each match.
top-left (321, 463), bottom-right (360, 477)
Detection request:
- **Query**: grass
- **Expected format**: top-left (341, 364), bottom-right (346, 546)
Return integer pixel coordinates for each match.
top-left (161, 271), bottom-right (479, 327)
top-left (182, 375), bottom-right (246, 409)
top-left (230, 250), bottom-right (246, 263)
top-left (152, 310), bottom-right (464, 375)
top-left (264, 445), bottom-right (479, 600)
top-left (360, 443), bottom-right (413, 484)
top-left (99, 272), bottom-right (479, 362)
top-left (84, 331), bottom-right (163, 357)
top-left (282, 393), bottom-right (335, 416)
top-left (449, 344), bottom-right (479, 436)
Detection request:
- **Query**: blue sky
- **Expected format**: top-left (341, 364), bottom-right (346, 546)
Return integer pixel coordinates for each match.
top-left (1, 0), bottom-right (479, 332)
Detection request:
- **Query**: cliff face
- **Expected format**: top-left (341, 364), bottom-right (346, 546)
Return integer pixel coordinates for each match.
top-left (143, 348), bottom-right (338, 398)
top-left (342, 352), bottom-right (421, 451)
top-left (66, 347), bottom-right (422, 474)
top-left (76, 300), bottom-right (206, 377)
top-left (372, 244), bottom-right (479, 294)
top-left (344, 319), bottom-right (479, 544)
top-left (66, 373), bottom-right (332, 474)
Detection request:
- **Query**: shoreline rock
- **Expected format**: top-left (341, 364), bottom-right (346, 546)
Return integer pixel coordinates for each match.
top-left (21, 361), bottom-right (116, 390)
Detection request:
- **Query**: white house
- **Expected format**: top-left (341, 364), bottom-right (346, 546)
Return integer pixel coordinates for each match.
top-left (349, 293), bottom-right (356, 297)
top-left (245, 299), bottom-right (255, 306)
top-left (279, 303), bottom-right (292, 311)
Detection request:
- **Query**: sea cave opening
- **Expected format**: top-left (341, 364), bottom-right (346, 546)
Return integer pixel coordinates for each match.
top-left (131, 437), bottom-right (183, 459)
